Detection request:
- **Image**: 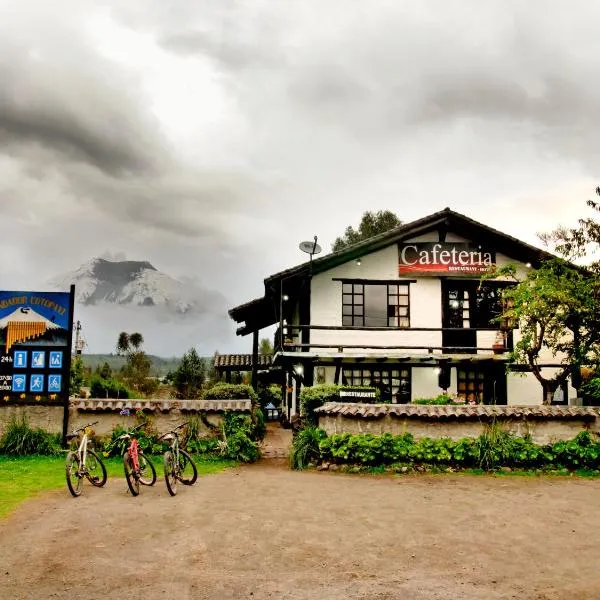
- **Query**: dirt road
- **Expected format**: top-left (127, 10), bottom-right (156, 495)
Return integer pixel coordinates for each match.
top-left (1, 461), bottom-right (600, 600)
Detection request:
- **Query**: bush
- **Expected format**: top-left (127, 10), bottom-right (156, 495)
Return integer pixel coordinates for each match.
top-left (311, 427), bottom-right (600, 472)
top-left (203, 383), bottom-right (258, 402)
top-left (299, 384), bottom-right (341, 425)
top-left (103, 415), bottom-right (162, 457)
top-left (218, 412), bottom-right (260, 462)
top-left (258, 384), bottom-right (281, 411)
top-left (0, 416), bottom-right (61, 456)
top-left (290, 426), bottom-right (327, 469)
top-left (412, 393), bottom-right (468, 405)
top-left (90, 375), bottom-right (132, 399)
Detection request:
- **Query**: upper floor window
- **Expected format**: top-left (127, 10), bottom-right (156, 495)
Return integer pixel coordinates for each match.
top-left (342, 282), bottom-right (410, 327)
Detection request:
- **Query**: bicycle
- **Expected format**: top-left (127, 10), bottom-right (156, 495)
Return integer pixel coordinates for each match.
top-left (159, 422), bottom-right (198, 496)
top-left (65, 421), bottom-right (107, 497)
top-left (120, 423), bottom-right (157, 497)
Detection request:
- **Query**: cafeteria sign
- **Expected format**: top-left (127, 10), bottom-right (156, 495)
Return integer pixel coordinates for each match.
top-left (398, 242), bottom-right (496, 276)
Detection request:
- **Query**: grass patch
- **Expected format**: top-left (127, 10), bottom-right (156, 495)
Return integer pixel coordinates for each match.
top-left (0, 454), bottom-right (237, 518)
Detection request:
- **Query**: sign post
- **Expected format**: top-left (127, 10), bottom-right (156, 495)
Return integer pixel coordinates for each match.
top-left (0, 287), bottom-right (75, 445)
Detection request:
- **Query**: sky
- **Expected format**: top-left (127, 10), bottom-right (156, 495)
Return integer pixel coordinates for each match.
top-left (1, 0), bottom-right (598, 356)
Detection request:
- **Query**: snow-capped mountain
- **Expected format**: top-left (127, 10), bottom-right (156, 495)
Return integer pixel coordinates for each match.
top-left (48, 258), bottom-right (219, 314)
top-left (0, 307), bottom-right (61, 329)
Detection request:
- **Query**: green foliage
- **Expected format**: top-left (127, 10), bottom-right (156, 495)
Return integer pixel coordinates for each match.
top-left (203, 383), bottom-right (258, 402)
top-left (258, 384), bottom-right (281, 410)
top-left (490, 258), bottom-right (600, 402)
top-left (102, 416), bottom-right (162, 457)
top-left (90, 375), bottom-right (131, 399)
top-left (290, 426), bottom-right (327, 469)
top-left (171, 348), bottom-right (206, 399)
top-left (69, 356), bottom-right (86, 397)
top-left (96, 361), bottom-right (112, 380)
top-left (259, 338), bottom-right (273, 355)
top-left (218, 413), bottom-right (260, 462)
top-left (332, 210), bottom-right (402, 252)
top-left (314, 428), bottom-right (600, 472)
top-left (0, 416), bottom-right (61, 456)
top-left (299, 384), bottom-right (341, 425)
top-left (581, 376), bottom-right (600, 401)
top-left (412, 393), bottom-right (471, 405)
top-left (252, 407), bottom-right (266, 441)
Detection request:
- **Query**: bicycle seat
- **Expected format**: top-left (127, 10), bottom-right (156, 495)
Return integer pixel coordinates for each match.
top-left (66, 433), bottom-right (78, 440)
top-left (160, 433), bottom-right (175, 441)
top-left (118, 434), bottom-right (132, 440)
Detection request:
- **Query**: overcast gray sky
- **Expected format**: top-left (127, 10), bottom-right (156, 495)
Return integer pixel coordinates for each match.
top-left (1, 0), bottom-right (598, 355)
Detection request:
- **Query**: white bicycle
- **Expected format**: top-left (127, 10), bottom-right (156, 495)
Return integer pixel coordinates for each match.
top-left (65, 421), bottom-right (108, 497)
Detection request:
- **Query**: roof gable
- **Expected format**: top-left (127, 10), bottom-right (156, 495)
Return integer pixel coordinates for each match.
top-left (229, 207), bottom-right (558, 334)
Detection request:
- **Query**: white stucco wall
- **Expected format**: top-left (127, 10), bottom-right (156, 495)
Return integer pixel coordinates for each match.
top-left (294, 228), bottom-right (573, 409)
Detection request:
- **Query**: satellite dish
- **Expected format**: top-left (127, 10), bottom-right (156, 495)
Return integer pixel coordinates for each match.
top-left (299, 237), bottom-right (322, 256)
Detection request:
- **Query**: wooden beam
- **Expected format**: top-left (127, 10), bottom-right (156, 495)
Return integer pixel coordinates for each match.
top-left (251, 330), bottom-right (259, 391)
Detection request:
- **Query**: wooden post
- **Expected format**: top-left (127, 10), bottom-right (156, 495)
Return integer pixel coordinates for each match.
top-left (251, 329), bottom-right (259, 392)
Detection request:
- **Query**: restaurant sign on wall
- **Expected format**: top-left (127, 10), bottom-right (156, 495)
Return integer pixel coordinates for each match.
top-left (398, 243), bottom-right (496, 276)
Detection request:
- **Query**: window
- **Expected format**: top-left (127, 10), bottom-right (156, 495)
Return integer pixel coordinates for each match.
top-left (457, 369), bottom-right (485, 404)
top-left (342, 367), bottom-right (411, 403)
top-left (342, 283), bottom-right (410, 327)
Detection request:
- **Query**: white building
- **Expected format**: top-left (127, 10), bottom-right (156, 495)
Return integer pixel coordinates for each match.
top-left (229, 208), bottom-right (577, 421)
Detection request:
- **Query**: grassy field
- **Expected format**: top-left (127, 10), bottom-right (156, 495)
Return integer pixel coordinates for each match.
top-left (0, 454), bottom-right (236, 518)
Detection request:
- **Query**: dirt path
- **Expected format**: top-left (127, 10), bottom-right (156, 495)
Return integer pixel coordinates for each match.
top-left (1, 457), bottom-right (600, 600)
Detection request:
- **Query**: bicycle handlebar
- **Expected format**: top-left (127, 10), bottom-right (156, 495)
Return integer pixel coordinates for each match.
top-left (158, 422), bottom-right (188, 440)
top-left (69, 421), bottom-right (99, 436)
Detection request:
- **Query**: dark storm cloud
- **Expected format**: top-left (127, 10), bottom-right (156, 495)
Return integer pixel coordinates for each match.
top-left (0, 49), bottom-right (165, 177)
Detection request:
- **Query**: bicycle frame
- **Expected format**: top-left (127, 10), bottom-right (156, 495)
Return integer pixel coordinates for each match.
top-left (127, 437), bottom-right (140, 471)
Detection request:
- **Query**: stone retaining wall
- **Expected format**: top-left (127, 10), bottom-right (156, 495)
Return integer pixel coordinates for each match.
top-left (0, 398), bottom-right (252, 438)
top-left (315, 403), bottom-right (600, 445)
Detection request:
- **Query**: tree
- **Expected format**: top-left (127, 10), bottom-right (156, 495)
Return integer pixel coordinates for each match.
top-left (95, 361), bottom-right (112, 380)
top-left (116, 331), bottom-right (155, 396)
top-left (116, 332), bottom-right (130, 355)
top-left (259, 338), bottom-right (273, 355)
top-left (69, 357), bottom-right (86, 397)
top-left (332, 210), bottom-right (402, 252)
top-left (492, 259), bottom-right (600, 404)
top-left (129, 332), bottom-right (144, 350)
top-left (171, 348), bottom-right (206, 399)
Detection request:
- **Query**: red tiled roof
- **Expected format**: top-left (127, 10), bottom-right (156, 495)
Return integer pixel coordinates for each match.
top-left (213, 354), bottom-right (273, 369)
top-left (70, 398), bottom-right (252, 413)
top-left (314, 402), bottom-right (600, 420)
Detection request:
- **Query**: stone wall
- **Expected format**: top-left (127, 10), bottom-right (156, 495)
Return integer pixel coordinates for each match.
top-left (0, 398), bottom-right (252, 439)
top-left (315, 403), bottom-right (600, 445)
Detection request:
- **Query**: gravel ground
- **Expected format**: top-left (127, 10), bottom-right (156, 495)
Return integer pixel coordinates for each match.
top-left (1, 458), bottom-right (600, 600)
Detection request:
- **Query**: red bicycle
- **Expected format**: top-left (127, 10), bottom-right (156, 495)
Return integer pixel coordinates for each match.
top-left (119, 423), bottom-right (157, 496)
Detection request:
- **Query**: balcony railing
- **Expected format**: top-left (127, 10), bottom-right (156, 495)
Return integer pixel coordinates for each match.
top-left (275, 324), bottom-right (514, 355)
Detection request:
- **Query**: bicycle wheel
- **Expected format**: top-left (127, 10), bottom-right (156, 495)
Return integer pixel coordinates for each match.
top-left (123, 451), bottom-right (140, 496)
top-left (164, 450), bottom-right (177, 496)
top-left (178, 449), bottom-right (198, 486)
top-left (86, 450), bottom-right (108, 487)
top-left (66, 451), bottom-right (83, 497)
top-left (138, 452), bottom-right (157, 486)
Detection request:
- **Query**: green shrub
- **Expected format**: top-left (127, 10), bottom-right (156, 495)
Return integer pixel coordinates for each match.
top-left (258, 384), bottom-right (281, 411)
top-left (290, 426), bottom-right (327, 469)
top-left (311, 427), bottom-right (600, 472)
top-left (103, 416), bottom-right (162, 457)
top-left (203, 383), bottom-right (258, 402)
top-left (413, 393), bottom-right (459, 405)
top-left (217, 412), bottom-right (260, 462)
top-left (90, 375), bottom-right (132, 399)
top-left (299, 384), bottom-right (341, 425)
top-left (0, 416), bottom-right (61, 456)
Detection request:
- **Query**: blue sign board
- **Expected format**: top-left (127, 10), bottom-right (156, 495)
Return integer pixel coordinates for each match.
top-left (0, 287), bottom-right (74, 404)
top-left (12, 374), bottom-right (26, 392)
top-left (13, 351), bottom-right (27, 368)
top-left (30, 374), bottom-right (45, 393)
top-left (49, 351), bottom-right (63, 368)
top-left (31, 351), bottom-right (45, 369)
top-left (48, 375), bottom-right (62, 392)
